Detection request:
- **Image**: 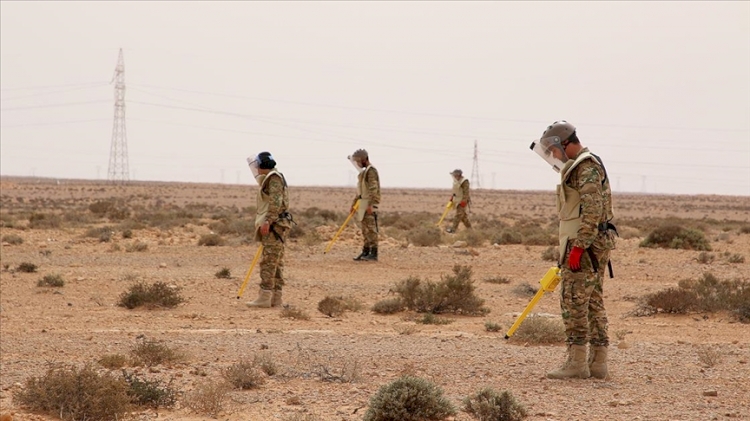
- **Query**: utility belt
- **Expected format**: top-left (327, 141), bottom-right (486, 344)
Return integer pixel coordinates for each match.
top-left (269, 211), bottom-right (296, 243)
top-left (585, 221), bottom-right (618, 279)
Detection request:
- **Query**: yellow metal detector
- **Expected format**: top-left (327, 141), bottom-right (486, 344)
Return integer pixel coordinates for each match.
top-left (504, 266), bottom-right (561, 339)
top-left (436, 201), bottom-right (453, 226)
top-left (236, 245), bottom-right (263, 299)
top-left (324, 199), bottom-right (359, 254)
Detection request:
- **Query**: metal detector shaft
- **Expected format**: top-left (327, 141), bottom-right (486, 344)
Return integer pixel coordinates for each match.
top-left (324, 199), bottom-right (359, 254)
top-left (436, 201), bottom-right (453, 226)
top-left (504, 267), bottom-right (561, 339)
top-left (237, 245), bottom-right (263, 299)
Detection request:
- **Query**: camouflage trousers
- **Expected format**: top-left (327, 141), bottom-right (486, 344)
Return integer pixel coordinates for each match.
top-left (559, 244), bottom-right (610, 347)
top-left (259, 226), bottom-right (288, 291)
top-left (451, 206), bottom-right (472, 230)
top-left (360, 213), bottom-right (378, 248)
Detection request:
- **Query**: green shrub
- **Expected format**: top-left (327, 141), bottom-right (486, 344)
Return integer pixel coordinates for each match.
top-left (363, 375), bottom-right (456, 421)
top-left (17, 262), bottom-right (38, 273)
top-left (123, 371), bottom-right (177, 409)
top-left (640, 225), bottom-right (711, 251)
top-left (416, 313), bottom-right (454, 325)
top-left (407, 225), bottom-right (443, 247)
top-left (372, 298), bottom-right (404, 314)
top-left (28, 212), bottom-right (61, 229)
top-left (37, 274), bottom-right (64, 287)
top-left (13, 364), bottom-right (131, 421)
top-left (198, 233), bottom-right (226, 246)
top-left (2, 234), bottom-right (23, 245)
top-left (122, 229), bottom-right (133, 239)
top-left (463, 387), bottom-right (528, 421)
top-left (643, 287), bottom-right (699, 314)
top-left (318, 296), bottom-right (347, 317)
top-left (222, 360), bottom-right (266, 390)
top-left (118, 281), bottom-right (185, 309)
top-left (215, 268), bottom-right (231, 279)
top-left (394, 265), bottom-right (488, 315)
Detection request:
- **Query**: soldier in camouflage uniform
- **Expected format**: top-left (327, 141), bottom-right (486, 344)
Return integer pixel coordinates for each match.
top-left (349, 149), bottom-right (381, 261)
top-left (246, 152), bottom-right (292, 308)
top-left (446, 169), bottom-right (471, 233)
top-left (531, 121), bottom-right (616, 380)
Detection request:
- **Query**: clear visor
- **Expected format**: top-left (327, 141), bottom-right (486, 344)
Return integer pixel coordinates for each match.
top-left (348, 155), bottom-right (365, 173)
top-left (247, 156), bottom-right (260, 178)
top-left (529, 136), bottom-right (568, 173)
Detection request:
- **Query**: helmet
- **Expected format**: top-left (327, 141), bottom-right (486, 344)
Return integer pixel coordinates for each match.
top-left (351, 149), bottom-right (368, 159)
top-left (450, 169), bottom-right (463, 176)
top-left (257, 151), bottom-right (276, 169)
top-left (542, 120), bottom-right (576, 143)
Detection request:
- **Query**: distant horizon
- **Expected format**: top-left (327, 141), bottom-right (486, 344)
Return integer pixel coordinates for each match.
top-left (2, 174), bottom-right (748, 199)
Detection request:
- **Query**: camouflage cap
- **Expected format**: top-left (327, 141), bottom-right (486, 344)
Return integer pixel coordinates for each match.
top-left (450, 169), bottom-right (463, 176)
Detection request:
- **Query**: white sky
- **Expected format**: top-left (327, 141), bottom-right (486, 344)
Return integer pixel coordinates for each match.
top-left (1, 1), bottom-right (749, 196)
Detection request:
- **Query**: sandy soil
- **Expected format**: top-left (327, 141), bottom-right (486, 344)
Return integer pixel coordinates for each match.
top-left (1, 177), bottom-right (749, 421)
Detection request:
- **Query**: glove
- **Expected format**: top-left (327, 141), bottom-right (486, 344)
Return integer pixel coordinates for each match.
top-left (459, 201), bottom-right (467, 207)
top-left (449, 196), bottom-right (454, 202)
top-left (568, 246), bottom-right (584, 271)
top-left (260, 220), bottom-right (271, 236)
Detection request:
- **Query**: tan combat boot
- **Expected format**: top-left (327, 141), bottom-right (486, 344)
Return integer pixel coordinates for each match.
top-left (588, 345), bottom-right (608, 379)
top-left (246, 289), bottom-right (272, 308)
top-left (546, 344), bottom-right (590, 379)
top-left (271, 290), bottom-right (283, 307)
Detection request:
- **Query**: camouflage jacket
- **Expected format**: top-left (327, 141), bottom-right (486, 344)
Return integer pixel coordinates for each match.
top-left (565, 148), bottom-right (614, 250)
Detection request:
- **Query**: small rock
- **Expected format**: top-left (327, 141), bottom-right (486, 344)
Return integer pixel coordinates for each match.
top-left (452, 241), bottom-right (468, 248)
top-left (159, 263), bottom-right (167, 268)
top-left (617, 341), bottom-right (631, 349)
top-left (76, 277), bottom-right (84, 282)
top-left (67, 303), bottom-right (73, 306)
top-left (703, 390), bottom-right (718, 397)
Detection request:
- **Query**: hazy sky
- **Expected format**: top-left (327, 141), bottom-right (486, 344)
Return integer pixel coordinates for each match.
top-left (1, 1), bottom-right (749, 196)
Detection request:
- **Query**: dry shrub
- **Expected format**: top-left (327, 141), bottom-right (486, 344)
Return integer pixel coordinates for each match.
top-left (28, 212), bottom-right (61, 229)
top-left (394, 265), bottom-right (488, 315)
top-left (2, 234), bottom-right (23, 245)
top-left (696, 252), bottom-right (714, 264)
top-left (98, 353), bottom-right (129, 369)
top-left (484, 321), bottom-right (502, 332)
top-left (740, 225), bottom-right (750, 235)
top-left (17, 262), bottom-right (38, 273)
top-left (284, 413), bottom-right (323, 421)
top-left (642, 288), bottom-right (698, 314)
top-left (208, 217), bottom-right (255, 236)
top-left (37, 274), bottom-right (64, 287)
top-left (457, 229), bottom-right (486, 247)
top-left (372, 298), bottom-right (404, 314)
top-left (463, 387), bottom-right (528, 421)
top-left (215, 267), bottom-right (231, 279)
top-left (509, 316), bottom-right (565, 344)
top-left (679, 273), bottom-right (750, 314)
top-left (381, 211), bottom-right (435, 231)
top-left (281, 306), bottom-right (311, 320)
top-left (640, 225), bottom-right (711, 251)
top-left (314, 356), bottom-right (360, 383)
top-left (407, 225), bottom-right (443, 247)
top-left (512, 283), bottom-right (538, 297)
top-left (125, 241), bottom-right (148, 252)
top-left (123, 371), bottom-right (177, 409)
top-left (13, 364), bottom-right (131, 421)
top-left (254, 352), bottom-right (279, 376)
top-left (317, 295), bottom-right (362, 317)
top-left (696, 346), bottom-right (723, 368)
top-left (416, 313), bottom-right (454, 325)
top-left (84, 226), bottom-right (114, 243)
top-left (363, 375), bottom-right (456, 421)
top-left (541, 246), bottom-right (559, 262)
top-left (222, 360), bottom-right (266, 390)
top-left (118, 281), bottom-right (185, 309)
top-left (484, 276), bottom-right (511, 285)
top-left (198, 233), bottom-right (226, 246)
top-left (491, 229), bottom-right (522, 245)
top-left (185, 380), bottom-right (231, 417)
top-left (130, 339), bottom-right (183, 367)
top-left (728, 254), bottom-right (745, 264)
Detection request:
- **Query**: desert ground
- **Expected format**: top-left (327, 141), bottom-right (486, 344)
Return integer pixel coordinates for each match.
top-left (1, 176), bottom-right (749, 421)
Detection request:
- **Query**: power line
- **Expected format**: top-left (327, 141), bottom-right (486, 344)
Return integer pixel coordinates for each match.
top-left (0, 81), bottom-right (110, 92)
top-left (0, 82), bottom-right (109, 101)
top-left (0, 100), bottom-right (110, 111)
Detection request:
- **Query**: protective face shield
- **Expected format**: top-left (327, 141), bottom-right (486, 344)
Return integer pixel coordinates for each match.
top-left (529, 136), bottom-right (569, 173)
top-left (246, 156), bottom-right (266, 185)
top-left (348, 155), bottom-right (365, 173)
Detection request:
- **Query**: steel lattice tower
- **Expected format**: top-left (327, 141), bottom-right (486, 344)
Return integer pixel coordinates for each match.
top-left (107, 48), bottom-right (129, 184)
top-left (470, 139), bottom-right (481, 189)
